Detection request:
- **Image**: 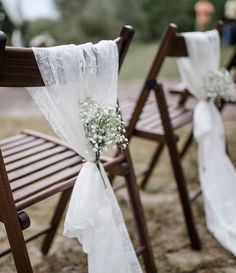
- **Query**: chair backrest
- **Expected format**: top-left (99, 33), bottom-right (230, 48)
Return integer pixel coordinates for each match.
top-left (126, 21), bottom-right (223, 137)
top-left (0, 26), bottom-right (135, 204)
top-left (0, 26), bottom-right (134, 87)
top-left (147, 20), bottom-right (223, 79)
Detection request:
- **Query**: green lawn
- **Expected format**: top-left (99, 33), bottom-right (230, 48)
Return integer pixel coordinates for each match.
top-left (120, 42), bottom-right (236, 80)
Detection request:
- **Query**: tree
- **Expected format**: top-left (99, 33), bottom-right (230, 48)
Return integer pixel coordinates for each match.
top-left (26, 0), bottom-right (226, 45)
top-left (141, 0), bottom-right (195, 40)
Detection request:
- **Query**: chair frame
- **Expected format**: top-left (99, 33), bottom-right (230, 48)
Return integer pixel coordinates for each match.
top-left (0, 26), bottom-right (157, 273)
top-left (119, 23), bottom-right (202, 251)
top-left (168, 22), bottom-right (224, 160)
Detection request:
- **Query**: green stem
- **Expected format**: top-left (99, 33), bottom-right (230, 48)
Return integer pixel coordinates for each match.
top-left (96, 161), bottom-right (107, 189)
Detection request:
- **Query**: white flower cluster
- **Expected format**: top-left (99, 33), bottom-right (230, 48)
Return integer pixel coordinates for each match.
top-left (202, 68), bottom-right (236, 103)
top-left (78, 96), bottom-right (128, 160)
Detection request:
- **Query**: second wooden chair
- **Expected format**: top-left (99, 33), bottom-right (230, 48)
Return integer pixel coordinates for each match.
top-left (119, 24), bottom-right (201, 250)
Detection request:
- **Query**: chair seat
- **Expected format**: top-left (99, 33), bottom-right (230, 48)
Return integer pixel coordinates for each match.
top-left (0, 129), bottom-right (127, 212)
top-left (121, 98), bottom-right (193, 140)
top-left (0, 129), bottom-right (84, 211)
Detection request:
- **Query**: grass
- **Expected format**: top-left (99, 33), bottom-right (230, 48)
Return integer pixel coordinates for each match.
top-left (120, 42), bottom-right (235, 80)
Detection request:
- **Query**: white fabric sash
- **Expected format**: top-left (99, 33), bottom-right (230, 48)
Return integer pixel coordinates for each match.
top-left (27, 41), bottom-right (142, 273)
top-left (177, 30), bottom-right (236, 255)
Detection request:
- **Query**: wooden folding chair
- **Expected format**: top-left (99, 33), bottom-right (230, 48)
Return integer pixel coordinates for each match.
top-left (167, 22), bottom-right (230, 160)
top-left (169, 21), bottom-right (228, 107)
top-left (0, 26), bottom-right (157, 273)
top-left (118, 24), bottom-right (201, 251)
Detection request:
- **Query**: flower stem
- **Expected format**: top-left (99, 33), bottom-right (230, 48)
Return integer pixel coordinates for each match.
top-left (96, 162), bottom-right (107, 189)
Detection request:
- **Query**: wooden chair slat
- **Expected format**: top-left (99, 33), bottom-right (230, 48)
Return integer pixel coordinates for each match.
top-left (136, 114), bottom-right (160, 128)
top-left (0, 134), bottom-right (26, 146)
top-left (134, 129), bottom-right (165, 141)
top-left (16, 177), bottom-right (76, 211)
top-left (1, 136), bottom-right (36, 151)
top-left (22, 129), bottom-right (75, 151)
top-left (0, 47), bottom-right (44, 87)
top-left (8, 150), bottom-right (76, 182)
top-left (11, 155), bottom-right (82, 191)
top-left (13, 164), bottom-right (82, 202)
top-left (122, 98), bottom-right (192, 135)
top-left (0, 38), bottom-right (123, 87)
top-left (167, 35), bottom-right (188, 57)
top-left (6, 146), bottom-right (67, 172)
top-left (3, 142), bottom-right (56, 164)
top-left (2, 139), bottom-right (46, 157)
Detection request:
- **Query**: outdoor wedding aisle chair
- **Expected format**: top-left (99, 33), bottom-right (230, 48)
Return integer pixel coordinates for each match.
top-left (118, 23), bottom-right (202, 251)
top-left (169, 21), bottom-right (234, 99)
top-left (167, 21), bottom-right (235, 201)
top-left (169, 22), bottom-right (232, 110)
top-left (0, 26), bottom-right (157, 273)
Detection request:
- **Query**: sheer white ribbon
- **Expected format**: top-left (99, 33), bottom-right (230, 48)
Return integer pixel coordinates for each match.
top-left (177, 30), bottom-right (236, 255)
top-left (27, 41), bottom-right (143, 273)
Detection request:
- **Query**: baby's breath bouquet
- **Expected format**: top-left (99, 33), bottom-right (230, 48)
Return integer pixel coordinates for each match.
top-left (202, 68), bottom-right (236, 103)
top-left (78, 96), bottom-right (128, 187)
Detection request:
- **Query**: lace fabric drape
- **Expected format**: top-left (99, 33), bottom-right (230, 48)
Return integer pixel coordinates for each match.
top-left (177, 30), bottom-right (236, 255)
top-left (27, 41), bottom-right (143, 273)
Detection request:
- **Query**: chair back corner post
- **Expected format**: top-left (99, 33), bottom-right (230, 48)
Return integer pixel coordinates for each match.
top-left (116, 26), bottom-right (157, 272)
top-left (0, 149), bottom-right (33, 272)
top-left (153, 83), bottom-right (201, 250)
top-left (117, 25), bottom-right (135, 70)
top-left (216, 20), bottom-right (224, 35)
top-left (0, 149), bottom-right (13, 212)
top-left (0, 31), bottom-right (7, 67)
top-left (126, 24), bottom-right (177, 138)
top-left (149, 23), bottom-right (177, 79)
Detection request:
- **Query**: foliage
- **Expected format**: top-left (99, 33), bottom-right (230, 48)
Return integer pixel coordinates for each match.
top-left (26, 0), bottom-right (226, 44)
top-left (140, 0), bottom-right (195, 40)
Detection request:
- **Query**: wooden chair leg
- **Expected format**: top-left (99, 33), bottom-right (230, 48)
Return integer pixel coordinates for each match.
top-left (140, 143), bottom-right (165, 189)
top-left (3, 215), bottom-right (33, 273)
top-left (0, 153), bottom-right (33, 273)
top-left (41, 188), bottom-right (72, 255)
top-left (154, 82), bottom-right (201, 250)
top-left (123, 149), bottom-right (157, 273)
top-left (180, 130), bottom-right (194, 159)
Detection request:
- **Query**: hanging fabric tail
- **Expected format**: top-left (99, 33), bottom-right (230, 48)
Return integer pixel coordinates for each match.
top-left (27, 41), bottom-right (143, 272)
top-left (177, 30), bottom-right (236, 255)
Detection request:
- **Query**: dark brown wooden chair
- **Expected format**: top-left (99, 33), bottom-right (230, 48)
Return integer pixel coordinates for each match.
top-left (118, 24), bottom-right (201, 251)
top-left (167, 21), bottom-right (233, 201)
top-left (169, 22), bottom-right (227, 107)
top-left (0, 26), bottom-right (157, 273)
top-left (167, 22), bottom-right (227, 160)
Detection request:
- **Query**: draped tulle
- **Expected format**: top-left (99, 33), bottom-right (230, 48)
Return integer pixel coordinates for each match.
top-left (177, 30), bottom-right (236, 255)
top-left (27, 41), bottom-right (143, 272)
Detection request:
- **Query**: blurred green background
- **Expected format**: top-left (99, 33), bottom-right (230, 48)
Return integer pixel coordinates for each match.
top-left (0, 0), bottom-right (226, 45)
top-left (0, 0), bottom-right (232, 81)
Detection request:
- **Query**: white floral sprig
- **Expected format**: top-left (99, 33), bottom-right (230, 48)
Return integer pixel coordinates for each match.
top-left (202, 68), bottom-right (236, 103)
top-left (78, 96), bottom-right (128, 161)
